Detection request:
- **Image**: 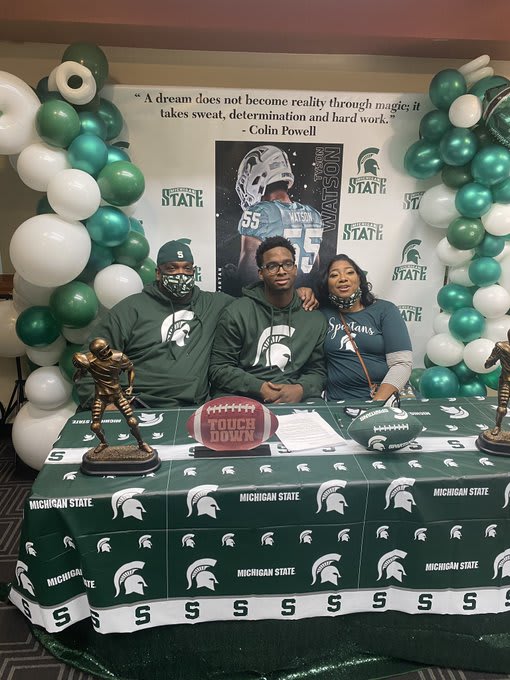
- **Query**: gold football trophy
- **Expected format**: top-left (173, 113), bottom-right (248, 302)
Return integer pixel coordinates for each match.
top-left (73, 338), bottom-right (161, 475)
top-left (476, 330), bottom-right (510, 456)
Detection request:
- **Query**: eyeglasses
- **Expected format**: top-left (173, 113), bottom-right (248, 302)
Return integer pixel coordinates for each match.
top-left (260, 260), bottom-right (296, 274)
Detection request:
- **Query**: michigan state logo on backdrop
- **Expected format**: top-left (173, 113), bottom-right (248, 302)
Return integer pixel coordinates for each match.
top-left (97, 538), bottom-right (112, 553)
top-left (402, 191), bottom-right (424, 210)
top-left (261, 532), bottom-right (275, 546)
top-left (398, 305), bottom-right (423, 322)
top-left (493, 549), bottom-right (510, 578)
top-left (377, 550), bottom-right (407, 582)
top-left (311, 553), bottom-right (341, 586)
top-left (186, 558), bottom-right (218, 590)
top-left (348, 147), bottom-right (387, 194)
top-left (253, 325), bottom-right (295, 371)
top-left (384, 478), bottom-right (416, 513)
top-left (450, 525), bottom-right (463, 539)
top-left (337, 529), bottom-right (350, 542)
top-left (414, 528), bottom-right (427, 541)
top-left (112, 488), bottom-right (146, 521)
top-left (161, 187), bottom-right (204, 207)
top-left (392, 240), bottom-right (427, 281)
top-left (222, 533), bottom-right (235, 547)
top-left (316, 480), bottom-right (348, 515)
top-left (161, 310), bottom-right (195, 346)
top-left (114, 561), bottom-right (147, 596)
top-left (15, 561), bottom-right (35, 595)
top-left (343, 221), bottom-right (383, 240)
top-left (186, 484), bottom-right (220, 518)
top-left (300, 530), bottom-right (313, 544)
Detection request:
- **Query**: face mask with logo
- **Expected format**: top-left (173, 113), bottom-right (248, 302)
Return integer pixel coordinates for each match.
top-left (329, 288), bottom-right (362, 310)
top-left (160, 273), bottom-right (195, 299)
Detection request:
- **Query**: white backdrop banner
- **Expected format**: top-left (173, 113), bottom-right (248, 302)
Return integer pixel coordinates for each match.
top-left (105, 85), bottom-right (443, 364)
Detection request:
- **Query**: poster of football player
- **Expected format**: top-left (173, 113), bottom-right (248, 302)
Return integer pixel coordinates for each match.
top-left (215, 141), bottom-right (343, 296)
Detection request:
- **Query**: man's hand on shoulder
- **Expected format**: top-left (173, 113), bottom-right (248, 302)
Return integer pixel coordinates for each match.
top-left (296, 287), bottom-right (319, 311)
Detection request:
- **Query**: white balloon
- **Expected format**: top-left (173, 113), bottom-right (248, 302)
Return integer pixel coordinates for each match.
top-left (62, 322), bottom-right (97, 345)
top-left (12, 400), bottom-right (76, 470)
top-left (436, 237), bottom-right (474, 266)
top-left (94, 264), bottom-right (143, 309)
top-left (448, 94), bottom-right (482, 128)
top-left (0, 71), bottom-right (41, 155)
top-left (26, 335), bottom-right (66, 366)
top-left (464, 66), bottom-right (494, 87)
top-left (10, 214), bottom-right (91, 287)
top-left (433, 312), bottom-right (451, 334)
top-left (426, 332), bottom-right (465, 367)
top-left (0, 300), bottom-right (26, 357)
top-left (25, 366), bottom-right (73, 410)
top-left (499, 254), bottom-right (510, 291)
top-left (448, 263), bottom-right (472, 286)
top-left (473, 285), bottom-right (510, 319)
top-left (53, 61), bottom-right (97, 106)
top-left (13, 273), bottom-right (56, 304)
top-left (463, 338), bottom-right (496, 373)
top-left (47, 169), bottom-right (101, 222)
top-left (16, 142), bottom-right (70, 192)
top-left (418, 184), bottom-right (459, 228)
top-left (458, 55), bottom-right (490, 76)
top-left (483, 315), bottom-right (510, 343)
top-left (481, 203), bottom-right (510, 236)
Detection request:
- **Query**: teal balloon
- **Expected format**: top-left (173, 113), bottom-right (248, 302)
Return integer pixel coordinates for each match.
top-left (471, 145), bottom-right (510, 186)
top-left (78, 111), bottom-right (107, 140)
top-left (36, 195), bottom-right (55, 215)
top-left (470, 75), bottom-right (510, 99)
top-left (439, 128), bottom-right (477, 166)
top-left (35, 100), bottom-right (81, 148)
top-left (85, 206), bottom-right (130, 247)
top-left (472, 122), bottom-right (494, 148)
top-left (107, 144), bottom-right (131, 164)
top-left (97, 98), bottom-right (124, 141)
top-left (135, 257), bottom-right (157, 284)
top-left (454, 182), bottom-right (493, 218)
top-left (491, 177), bottom-right (510, 203)
top-left (15, 306), bottom-right (60, 347)
top-left (113, 231), bottom-right (150, 267)
top-left (409, 368), bottom-right (425, 392)
top-left (448, 307), bottom-right (485, 342)
top-left (67, 133), bottom-right (108, 177)
top-left (424, 354), bottom-right (437, 368)
top-left (437, 283), bottom-right (473, 313)
top-left (468, 256), bottom-right (501, 286)
top-left (49, 282), bottom-right (99, 328)
top-left (441, 163), bottom-right (472, 189)
top-left (458, 379), bottom-right (487, 397)
top-left (419, 109), bottom-right (452, 142)
top-left (404, 139), bottom-right (443, 179)
top-left (446, 216), bottom-right (485, 250)
top-left (419, 366), bottom-right (460, 398)
top-left (483, 365), bottom-right (501, 389)
top-left (429, 69), bottom-right (467, 111)
top-left (97, 161), bottom-right (145, 207)
top-left (59, 343), bottom-right (82, 381)
top-left (450, 360), bottom-right (476, 383)
top-left (62, 43), bottom-right (109, 90)
top-left (128, 217), bottom-right (145, 235)
top-left (476, 233), bottom-right (505, 257)
top-left (77, 242), bottom-right (114, 282)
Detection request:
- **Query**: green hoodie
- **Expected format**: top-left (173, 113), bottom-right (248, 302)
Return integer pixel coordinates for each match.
top-left (209, 282), bottom-right (327, 400)
top-left (76, 282), bottom-right (232, 408)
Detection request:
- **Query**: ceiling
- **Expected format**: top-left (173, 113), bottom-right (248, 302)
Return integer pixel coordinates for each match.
top-left (0, 0), bottom-right (508, 61)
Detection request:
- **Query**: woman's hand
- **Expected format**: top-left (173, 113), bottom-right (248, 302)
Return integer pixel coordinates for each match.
top-left (296, 287), bottom-right (319, 311)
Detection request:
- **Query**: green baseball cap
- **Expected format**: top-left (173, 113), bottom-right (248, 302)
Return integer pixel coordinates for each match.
top-left (157, 240), bottom-right (194, 265)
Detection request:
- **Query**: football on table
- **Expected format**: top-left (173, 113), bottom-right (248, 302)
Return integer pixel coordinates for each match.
top-left (187, 396), bottom-right (279, 451)
top-left (347, 407), bottom-right (422, 452)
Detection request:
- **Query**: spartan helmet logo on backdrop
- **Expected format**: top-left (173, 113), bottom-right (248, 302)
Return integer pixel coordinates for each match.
top-left (186, 484), bottom-right (220, 519)
top-left (15, 561), bottom-right (35, 596)
top-left (377, 550), bottom-right (408, 582)
top-left (114, 561), bottom-right (147, 597)
top-left (384, 478), bottom-right (416, 513)
top-left (316, 480), bottom-right (348, 515)
top-left (186, 558), bottom-right (218, 591)
top-left (357, 147), bottom-right (380, 176)
top-left (493, 549), bottom-right (510, 579)
top-left (111, 488), bottom-right (146, 521)
top-left (311, 553), bottom-right (341, 586)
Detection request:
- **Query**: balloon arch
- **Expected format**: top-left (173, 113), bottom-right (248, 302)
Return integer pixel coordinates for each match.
top-left (1, 48), bottom-right (509, 467)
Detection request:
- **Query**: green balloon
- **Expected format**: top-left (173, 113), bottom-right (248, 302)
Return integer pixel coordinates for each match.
top-left (409, 367), bottom-right (425, 392)
top-left (437, 283), bottom-right (473, 313)
top-left (59, 343), bottom-right (83, 381)
top-left (135, 257), bottom-right (157, 284)
top-left (424, 354), bottom-right (437, 368)
top-left (483, 365), bottom-right (501, 389)
top-left (450, 360), bottom-right (476, 383)
top-left (468, 256), bottom-right (502, 286)
top-left (439, 128), bottom-right (477, 166)
top-left (419, 366), bottom-right (460, 398)
top-left (476, 233), bottom-right (506, 257)
top-left (446, 216), bottom-right (485, 249)
top-left (67, 133), bottom-right (108, 177)
top-left (74, 91), bottom-right (101, 113)
top-left (429, 69), bottom-right (467, 111)
top-left (97, 98), bottom-right (124, 141)
top-left (107, 144), bottom-right (131, 164)
top-left (36, 195), bottom-right (55, 215)
top-left (470, 75), bottom-right (510, 99)
top-left (441, 163), bottom-right (472, 189)
top-left (448, 307), bottom-right (485, 342)
top-left (472, 122), bottom-right (494, 148)
top-left (404, 139), bottom-right (443, 179)
top-left (113, 231), bottom-right (150, 267)
top-left (419, 109), bottom-right (452, 142)
top-left (471, 145), bottom-right (510, 186)
top-left (35, 100), bottom-right (81, 148)
top-left (49, 281), bottom-right (99, 329)
top-left (483, 84), bottom-right (510, 148)
top-left (454, 182), bottom-right (493, 218)
top-left (97, 161), bottom-right (145, 207)
top-left (78, 111), bottom-right (107, 140)
top-left (35, 76), bottom-right (64, 103)
top-left (458, 379), bottom-right (487, 397)
top-left (15, 306), bottom-right (60, 347)
top-left (491, 177), bottom-right (510, 203)
top-left (62, 43), bottom-right (109, 90)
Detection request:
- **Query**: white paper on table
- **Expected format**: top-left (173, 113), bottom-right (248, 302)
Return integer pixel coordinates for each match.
top-left (275, 412), bottom-right (346, 452)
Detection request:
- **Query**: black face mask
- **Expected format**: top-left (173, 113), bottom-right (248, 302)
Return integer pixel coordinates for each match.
top-left (160, 273), bottom-right (194, 299)
top-left (329, 288), bottom-right (362, 310)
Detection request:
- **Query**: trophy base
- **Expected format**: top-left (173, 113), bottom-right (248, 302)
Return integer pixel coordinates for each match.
top-left (193, 444), bottom-right (271, 458)
top-left (80, 445), bottom-right (161, 476)
top-left (475, 431), bottom-right (510, 457)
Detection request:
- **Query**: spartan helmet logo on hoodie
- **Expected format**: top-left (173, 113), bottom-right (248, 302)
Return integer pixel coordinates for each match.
top-left (316, 480), bottom-right (348, 515)
top-left (186, 484), bottom-right (220, 519)
top-left (161, 310), bottom-right (195, 346)
top-left (114, 561), bottom-right (147, 597)
top-left (384, 478), bottom-right (416, 513)
top-left (357, 147), bottom-right (380, 176)
top-left (253, 325), bottom-right (296, 372)
top-left (377, 549), bottom-right (407, 582)
top-left (187, 558), bottom-right (218, 591)
top-left (311, 553), bottom-right (341, 586)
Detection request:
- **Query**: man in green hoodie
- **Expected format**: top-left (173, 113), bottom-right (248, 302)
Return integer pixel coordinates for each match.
top-left (75, 240), bottom-right (233, 409)
top-left (209, 236), bottom-right (327, 403)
